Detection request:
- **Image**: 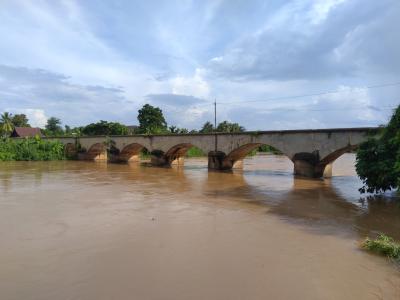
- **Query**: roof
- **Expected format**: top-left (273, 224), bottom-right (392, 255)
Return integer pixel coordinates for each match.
top-left (11, 127), bottom-right (42, 138)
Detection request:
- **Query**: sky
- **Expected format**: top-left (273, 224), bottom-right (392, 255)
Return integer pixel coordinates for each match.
top-left (0, 0), bottom-right (399, 130)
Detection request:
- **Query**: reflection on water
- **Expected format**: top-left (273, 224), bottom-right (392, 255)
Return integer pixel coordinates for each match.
top-left (0, 154), bottom-right (399, 300)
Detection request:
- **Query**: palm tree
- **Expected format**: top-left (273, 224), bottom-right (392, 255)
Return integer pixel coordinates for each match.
top-left (1, 112), bottom-right (14, 137)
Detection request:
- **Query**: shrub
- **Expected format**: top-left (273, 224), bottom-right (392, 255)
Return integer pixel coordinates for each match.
top-left (362, 234), bottom-right (400, 260)
top-left (0, 137), bottom-right (65, 161)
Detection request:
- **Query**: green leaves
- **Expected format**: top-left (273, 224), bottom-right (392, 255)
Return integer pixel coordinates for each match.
top-left (137, 104), bottom-right (168, 134)
top-left (0, 138), bottom-right (65, 161)
top-left (362, 234), bottom-right (400, 260)
top-left (199, 120), bottom-right (245, 133)
top-left (81, 120), bottom-right (128, 136)
top-left (356, 105), bottom-right (400, 193)
top-left (0, 112), bottom-right (14, 137)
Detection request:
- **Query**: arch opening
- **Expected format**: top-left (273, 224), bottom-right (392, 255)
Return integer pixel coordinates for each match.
top-left (119, 143), bottom-right (147, 162)
top-left (165, 143), bottom-right (206, 165)
top-left (224, 143), bottom-right (287, 169)
top-left (85, 143), bottom-right (107, 160)
top-left (317, 144), bottom-right (359, 178)
top-left (292, 145), bottom-right (359, 178)
top-left (320, 145), bottom-right (358, 166)
top-left (64, 143), bottom-right (77, 159)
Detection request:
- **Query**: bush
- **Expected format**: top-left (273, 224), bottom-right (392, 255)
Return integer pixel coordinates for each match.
top-left (0, 137), bottom-right (65, 161)
top-left (362, 234), bottom-right (400, 260)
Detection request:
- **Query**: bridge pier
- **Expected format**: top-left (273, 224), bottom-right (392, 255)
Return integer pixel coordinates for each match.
top-left (208, 151), bottom-right (243, 170)
top-left (150, 155), bottom-right (168, 166)
top-left (292, 151), bottom-right (334, 178)
top-left (149, 150), bottom-right (185, 167)
top-left (293, 160), bottom-right (332, 178)
top-left (116, 154), bottom-right (140, 163)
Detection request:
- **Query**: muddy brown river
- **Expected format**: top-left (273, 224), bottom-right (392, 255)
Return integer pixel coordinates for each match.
top-left (0, 154), bottom-right (399, 299)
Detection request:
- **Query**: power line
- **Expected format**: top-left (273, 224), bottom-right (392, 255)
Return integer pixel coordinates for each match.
top-left (196, 80), bottom-right (400, 106)
top-left (252, 106), bottom-right (397, 113)
top-left (190, 104), bottom-right (397, 113)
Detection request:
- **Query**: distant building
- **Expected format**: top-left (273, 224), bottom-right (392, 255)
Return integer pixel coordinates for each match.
top-left (10, 127), bottom-right (42, 138)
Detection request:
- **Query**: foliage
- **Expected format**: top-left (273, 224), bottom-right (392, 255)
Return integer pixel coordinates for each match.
top-left (362, 234), bottom-right (400, 261)
top-left (137, 104), bottom-right (168, 134)
top-left (258, 144), bottom-right (282, 154)
top-left (1, 112), bottom-right (14, 137)
top-left (356, 105), bottom-right (400, 193)
top-left (0, 137), bottom-right (65, 161)
top-left (81, 120), bottom-right (128, 136)
top-left (12, 114), bottom-right (30, 127)
top-left (200, 121), bottom-right (214, 133)
top-left (45, 117), bottom-right (64, 136)
top-left (186, 146), bottom-right (205, 157)
top-left (169, 126), bottom-right (189, 134)
top-left (199, 120), bottom-right (245, 133)
top-left (216, 121), bottom-right (245, 133)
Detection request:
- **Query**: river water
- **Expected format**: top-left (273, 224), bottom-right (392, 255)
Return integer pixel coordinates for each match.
top-left (0, 154), bottom-right (399, 299)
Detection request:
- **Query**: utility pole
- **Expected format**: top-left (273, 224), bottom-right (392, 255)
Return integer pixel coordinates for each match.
top-left (214, 99), bottom-right (217, 152)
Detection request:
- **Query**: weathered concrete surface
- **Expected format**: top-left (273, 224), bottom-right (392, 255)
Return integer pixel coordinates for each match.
top-left (46, 127), bottom-right (378, 178)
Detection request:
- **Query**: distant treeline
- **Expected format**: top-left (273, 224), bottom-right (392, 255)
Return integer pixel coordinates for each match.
top-left (0, 103), bottom-right (283, 161)
top-left (1, 104), bottom-right (247, 138)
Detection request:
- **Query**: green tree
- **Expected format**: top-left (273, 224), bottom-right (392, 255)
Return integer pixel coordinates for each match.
top-left (64, 125), bottom-right (72, 135)
top-left (45, 117), bottom-right (63, 136)
top-left (199, 121), bottom-right (214, 133)
top-left (356, 105), bottom-right (400, 193)
top-left (137, 104), bottom-right (167, 134)
top-left (81, 121), bottom-right (128, 136)
top-left (1, 112), bottom-right (14, 137)
top-left (12, 114), bottom-right (30, 127)
top-left (216, 121), bottom-right (245, 133)
top-left (169, 126), bottom-right (189, 134)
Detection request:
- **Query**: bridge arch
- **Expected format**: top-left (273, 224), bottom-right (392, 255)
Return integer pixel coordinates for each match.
top-left (222, 143), bottom-right (288, 169)
top-left (85, 143), bottom-right (107, 160)
top-left (118, 143), bottom-right (148, 162)
top-left (293, 144), bottom-right (359, 178)
top-left (64, 143), bottom-right (76, 158)
top-left (161, 143), bottom-right (207, 165)
top-left (319, 144), bottom-right (358, 166)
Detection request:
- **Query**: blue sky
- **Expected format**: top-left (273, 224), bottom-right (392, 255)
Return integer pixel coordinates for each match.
top-left (0, 0), bottom-right (399, 130)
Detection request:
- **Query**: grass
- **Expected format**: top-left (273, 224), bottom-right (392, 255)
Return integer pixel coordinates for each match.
top-left (362, 234), bottom-right (400, 261)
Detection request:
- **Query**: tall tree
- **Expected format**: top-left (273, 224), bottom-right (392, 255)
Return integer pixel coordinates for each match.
top-left (12, 114), bottom-right (30, 127)
top-left (45, 117), bottom-right (63, 135)
top-left (137, 104), bottom-right (167, 134)
top-left (356, 105), bottom-right (400, 193)
top-left (1, 112), bottom-right (14, 136)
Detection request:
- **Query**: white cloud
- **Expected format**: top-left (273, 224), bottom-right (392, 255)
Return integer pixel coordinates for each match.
top-left (309, 0), bottom-right (347, 25)
top-left (170, 68), bottom-right (210, 98)
top-left (23, 109), bottom-right (48, 128)
top-left (0, 0), bottom-right (398, 131)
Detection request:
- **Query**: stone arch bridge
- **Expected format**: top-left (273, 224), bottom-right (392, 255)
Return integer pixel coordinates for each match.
top-left (51, 127), bottom-right (378, 178)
